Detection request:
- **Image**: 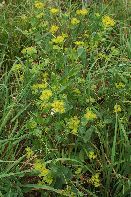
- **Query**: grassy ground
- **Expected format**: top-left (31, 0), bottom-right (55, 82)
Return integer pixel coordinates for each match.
top-left (0, 0), bottom-right (130, 196)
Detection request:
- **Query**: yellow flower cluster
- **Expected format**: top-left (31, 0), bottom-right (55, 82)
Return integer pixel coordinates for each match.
top-left (12, 63), bottom-right (22, 72)
top-left (34, 159), bottom-right (49, 177)
top-left (114, 104), bottom-right (122, 113)
top-left (90, 173), bottom-right (101, 187)
top-left (32, 72), bottom-right (49, 94)
top-left (35, 83), bottom-right (47, 89)
top-left (51, 100), bottom-right (65, 113)
top-left (68, 116), bottom-right (80, 135)
top-left (52, 35), bottom-right (65, 44)
top-left (84, 109), bottom-right (97, 120)
top-left (50, 25), bottom-right (59, 34)
top-left (40, 89), bottom-right (52, 101)
top-left (71, 17), bottom-right (80, 25)
top-left (50, 8), bottom-right (59, 15)
top-left (38, 173), bottom-right (53, 185)
top-left (21, 46), bottom-right (37, 56)
top-left (76, 9), bottom-right (88, 16)
top-left (88, 151), bottom-right (97, 160)
top-left (74, 41), bottom-right (84, 46)
top-left (32, 83), bottom-right (48, 91)
top-left (115, 82), bottom-right (125, 89)
top-left (62, 33), bottom-right (68, 38)
top-left (25, 147), bottom-right (34, 159)
top-left (34, 1), bottom-right (44, 9)
top-left (61, 186), bottom-right (75, 197)
top-left (102, 15), bottom-right (115, 27)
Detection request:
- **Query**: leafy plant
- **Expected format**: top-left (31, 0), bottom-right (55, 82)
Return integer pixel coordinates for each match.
top-left (0, 0), bottom-right (130, 196)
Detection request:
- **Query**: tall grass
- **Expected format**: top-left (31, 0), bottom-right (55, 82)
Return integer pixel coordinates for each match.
top-left (0, 0), bottom-right (130, 196)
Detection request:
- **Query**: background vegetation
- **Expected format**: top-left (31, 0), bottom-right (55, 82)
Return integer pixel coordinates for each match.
top-left (0, 0), bottom-right (130, 196)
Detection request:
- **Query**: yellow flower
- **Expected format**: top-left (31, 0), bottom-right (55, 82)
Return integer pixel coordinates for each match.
top-left (34, 159), bottom-right (49, 177)
top-left (61, 186), bottom-right (75, 197)
top-left (44, 173), bottom-right (53, 184)
top-left (71, 18), bottom-right (80, 25)
top-left (102, 15), bottom-right (115, 27)
top-left (50, 25), bottom-right (59, 34)
top-left (12, 63), bottom-right (22, 72)
top-left (52, 35), bottom-right (65, 44)
top-left (39, 173), bottom-right (53, 185)
top-left (50, 8), bottom-right (59, 14)
top-left (39, 168), bottom-right (49, 177)
top-left (25, 147), bottom-right (34, 159)
top-left (62, 33), bottom-right (68, 38)
top-left (34, 160), bottom-right (43, 171)
top-left (32, 83), bottom-right (48, 90)
top-left (90, 173), bottom-right (100, 187)
top-left (68, 116), bottom-right (80, 135)
top-left (84, 109), bottom-right (97, 120)
top-left (115, 82), bottom-right (125, 89)
top-left (114, 104), bottom-right (122, 113)
top-left (34, 1), bottom-right (44, 9)
top-left (38, 83), bottom-right (48, 89)
top-left (88, 151), bottom-right (97, 160)
top-left (51, 100), bottom-right (65, 113)
top-left (74, 41), bottom-right (84, 46)
top-left (40, 89), bottom-right (52, 101)
top-left (76, 9), bottom-right (89, 16)
top-left (21, 46), bottom-right (37, 56)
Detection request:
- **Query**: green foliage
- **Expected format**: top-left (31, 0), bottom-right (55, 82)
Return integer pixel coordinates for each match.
top-left (0, 0), bottom-right (130, 196)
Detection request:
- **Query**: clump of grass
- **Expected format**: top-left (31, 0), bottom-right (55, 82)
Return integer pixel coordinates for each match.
top-left (0, 0), bottom-right (130, 196)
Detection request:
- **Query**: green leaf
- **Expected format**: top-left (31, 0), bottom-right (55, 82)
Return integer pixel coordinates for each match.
top-left (22, 184), bottom-right (65, 195)
top-left (77, 47), bottom-right (85, 57)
